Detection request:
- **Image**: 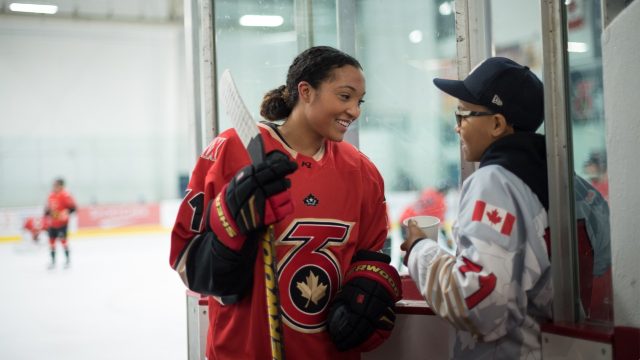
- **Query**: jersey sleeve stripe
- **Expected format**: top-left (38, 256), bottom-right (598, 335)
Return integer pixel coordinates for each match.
top-left (424, 252), bottom-right (482, 335)
top-left (426, 255), bottom-right (461, 325)
top-left (171, 233), bottom-right (202, 288)
top-left (424, 254), bottom-right (444, 308)
top-left (439, 257), bottom-right (470, 330)
top-left (447, 267), bottom-right (482, 335)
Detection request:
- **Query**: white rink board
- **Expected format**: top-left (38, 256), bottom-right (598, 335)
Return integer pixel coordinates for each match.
top-left (541, 332), bottom-right (612, 360)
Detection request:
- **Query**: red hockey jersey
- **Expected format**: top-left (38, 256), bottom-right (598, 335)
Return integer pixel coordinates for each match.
top-left (170, 123), bottom-right (388, 360)
top-left (46, 190), bottom-right (76, 228)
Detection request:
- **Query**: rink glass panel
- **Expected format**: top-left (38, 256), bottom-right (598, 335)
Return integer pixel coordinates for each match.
top-left (566, 0), bottom-right (614, 325)
top-left (353, 0), bottom-right (460, 269)
top-left (491, 0), bottom-right (614, 326)
top-left (209, 1), bottom-right (613, 309)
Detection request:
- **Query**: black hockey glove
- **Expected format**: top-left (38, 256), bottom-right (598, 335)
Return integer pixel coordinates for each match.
top-left (328, 250), bottom-right (402, 352)
top-left (208, 150), bottom-right (298, 251)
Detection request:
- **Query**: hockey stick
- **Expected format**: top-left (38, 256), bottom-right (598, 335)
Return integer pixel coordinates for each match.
top-left (219, 69), bottom-right (285, 360)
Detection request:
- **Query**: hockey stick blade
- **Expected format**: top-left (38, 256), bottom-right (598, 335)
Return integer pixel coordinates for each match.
top-left (219, 69), bottom-right (264, 165)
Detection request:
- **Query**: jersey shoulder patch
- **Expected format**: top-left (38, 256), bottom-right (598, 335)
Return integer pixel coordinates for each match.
top-left (471, 200), bottom-right (516, 236)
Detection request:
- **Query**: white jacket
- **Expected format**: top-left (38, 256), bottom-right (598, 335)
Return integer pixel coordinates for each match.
top-left (407, 164), bottom-right (552, 360)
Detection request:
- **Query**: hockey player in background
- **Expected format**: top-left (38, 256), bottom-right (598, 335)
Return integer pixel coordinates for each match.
top-left (23, 215), bottom-right (49, 244)
top-left (401, 57), bottom-right (553, 359)
top-left (45, 178), bottom-right (76, 269)
top-left (583, 150), bottom-right (609, 200)
top-left (170, 46), bottom-right (401, 359)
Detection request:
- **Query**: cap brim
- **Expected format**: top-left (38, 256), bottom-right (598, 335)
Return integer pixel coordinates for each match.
top-left (433, 78), bottom-right (480, 105)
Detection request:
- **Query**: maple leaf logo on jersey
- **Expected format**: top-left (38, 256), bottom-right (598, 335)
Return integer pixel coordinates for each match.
top-left (486, 209), bottom-right (502, 224)
top-left (296, 271), bottom-right (327, 308)
top-left (471, 200), bottom-right (516, 236)
top-left (303, 194), bottom-right (319, 207)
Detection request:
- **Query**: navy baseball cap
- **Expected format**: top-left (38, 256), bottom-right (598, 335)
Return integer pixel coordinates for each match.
top-left (433, 57), bottom-right (544, 132)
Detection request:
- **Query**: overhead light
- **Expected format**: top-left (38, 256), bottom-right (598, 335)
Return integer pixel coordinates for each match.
top-left (567, 42), bottom-right (588, 53)
top-left (239, 15), bottom-right (284, 27)
top-left (9, 3), bottom-right (58, 14)
top-left (408, 30), bottom-right (423, 44)
top-left (439, 1), bottom-right (453, 16)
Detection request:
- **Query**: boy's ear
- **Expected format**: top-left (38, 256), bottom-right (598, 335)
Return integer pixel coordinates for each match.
top-left (492, 114), bottom-right (513, 137)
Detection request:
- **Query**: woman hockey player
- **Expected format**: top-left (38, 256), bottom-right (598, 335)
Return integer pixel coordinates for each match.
top-left (170, 46), bottom-right (401, 359)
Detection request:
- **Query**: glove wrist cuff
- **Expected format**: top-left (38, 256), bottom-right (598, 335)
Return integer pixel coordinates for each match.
top-left (209, 189), bottom-right (246, 252)
top-left (344, 261), bottom-right (402, 301)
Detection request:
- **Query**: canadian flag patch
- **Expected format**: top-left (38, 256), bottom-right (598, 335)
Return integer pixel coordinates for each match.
top-left (471, 200), bottom-right (516, 236)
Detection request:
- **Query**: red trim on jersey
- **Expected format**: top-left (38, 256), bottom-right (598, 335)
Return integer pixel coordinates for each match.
top-left (459, 257), bottom-right (497, 309)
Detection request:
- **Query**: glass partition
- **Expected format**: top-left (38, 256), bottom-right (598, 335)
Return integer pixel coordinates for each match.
top-left (566, 0), bottom-right (613, 324)
top-left (210, 4), bottom-right (615, 307)
top-left (491, 0), bottom-right (544, 83)
top-left (491, 0), bottom-right (613, 325)
top-left (354, 0), bottom-right (459, 268)
top-left (214, 0), bottom-right (297, 131)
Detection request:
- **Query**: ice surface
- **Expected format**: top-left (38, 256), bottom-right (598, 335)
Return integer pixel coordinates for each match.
top-left (0, 231), bottom-right (187, 360)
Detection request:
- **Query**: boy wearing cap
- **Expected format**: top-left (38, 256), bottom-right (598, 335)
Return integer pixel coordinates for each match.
top-left (401, 57), bottom-right (552, 359)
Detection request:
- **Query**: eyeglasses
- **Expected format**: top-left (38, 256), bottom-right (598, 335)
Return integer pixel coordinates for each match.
top-left (454, 110), bottom-right (496, 127)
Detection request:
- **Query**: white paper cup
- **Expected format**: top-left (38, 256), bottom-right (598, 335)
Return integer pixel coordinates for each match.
top-left (402, 215), bottom-right (440, 241)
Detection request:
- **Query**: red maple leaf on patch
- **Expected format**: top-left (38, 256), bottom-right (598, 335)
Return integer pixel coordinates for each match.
top-left (486, 209), bottom-right (502, 224)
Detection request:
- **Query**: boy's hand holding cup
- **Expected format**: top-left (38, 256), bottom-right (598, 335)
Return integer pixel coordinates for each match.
top-left (400, 215), bottom-right (440, 265)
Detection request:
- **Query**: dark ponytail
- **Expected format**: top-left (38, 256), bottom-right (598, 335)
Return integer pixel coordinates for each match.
top-left (260, 85), bottom-right (292, 121)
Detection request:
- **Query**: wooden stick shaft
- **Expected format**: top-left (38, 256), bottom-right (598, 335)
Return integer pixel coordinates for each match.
top-left (262, 225), bottom-right (285, 360)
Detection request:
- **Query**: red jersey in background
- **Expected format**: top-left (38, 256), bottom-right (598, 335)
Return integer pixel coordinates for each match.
top-left (46, 190), bottom-right (76, 228)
